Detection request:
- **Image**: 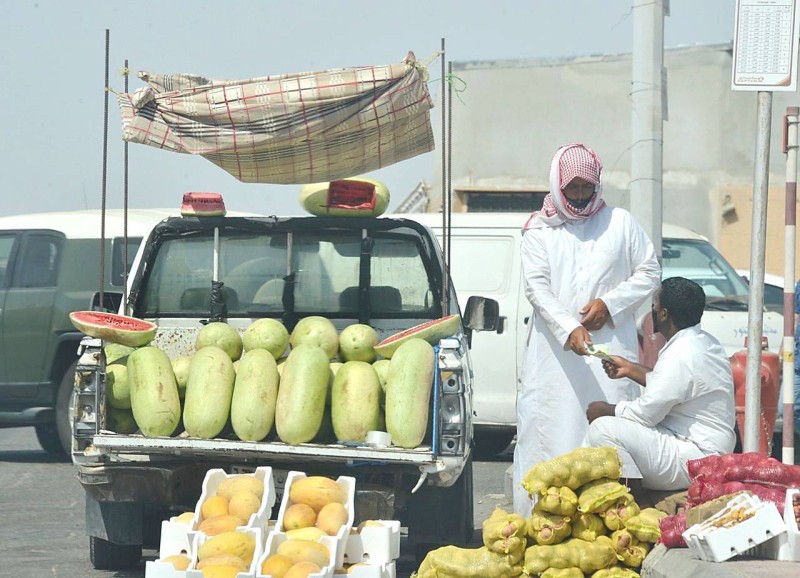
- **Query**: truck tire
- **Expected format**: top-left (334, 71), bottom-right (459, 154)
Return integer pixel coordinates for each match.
top-left (89, 536), bottom-right (142, 570)
top-left (474, 430), bottom-right (515, 459)
top-left (408, 455), bottom-right (474, 563)
top-left (34, 361), bottom-right (76, 455)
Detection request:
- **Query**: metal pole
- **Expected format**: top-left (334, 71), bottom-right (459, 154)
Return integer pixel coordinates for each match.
top-left (100, 29), bottom-right (110, 312)
top-left (630, 0), bottom-right (664, 259)
top-left (743, 91), bottom-right (773, 453)
top-left (782, 106), bottom-right (799, 463)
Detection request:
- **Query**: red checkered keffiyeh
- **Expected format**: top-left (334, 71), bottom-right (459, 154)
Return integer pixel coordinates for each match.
top-left (523, 143), bottom-right (606, 230)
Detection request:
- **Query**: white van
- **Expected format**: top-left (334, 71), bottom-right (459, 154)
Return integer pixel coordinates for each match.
top-left (400, 212), bottom-right (784, 456)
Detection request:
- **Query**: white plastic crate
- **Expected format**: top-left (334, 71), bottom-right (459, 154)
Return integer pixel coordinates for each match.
top-left (186, 526), bottom-right (262, 578)
top-left (275, 470), bottom-right (356, 569)
top-left (750, 488), bottom-right (800, 561)
top-left (682, 494), bottom-right (787, 562)
top-left (343, 520), bottom-right (401, 566)
top-left (145, 558), bottom-right (189, 578)
top-left (256, 531), bottom-right (337, 578)
top-left (188, 466), bottom-right (276, 546)
top-left (333, 561), bottom-right (396, 578)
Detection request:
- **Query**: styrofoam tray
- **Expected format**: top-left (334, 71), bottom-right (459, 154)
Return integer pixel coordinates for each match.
top-left (186, 526), bottom-right (262, 578)
top-left (682, 494), bottom-right (786, 562)
top-left (333, 561), bottom-right (396, 578)
top-left (257, 531), bottom-right (337, 578)
top-left (343, 520), bottom-right (401, 566)
top-left (750, 488), bottom-right (800, 561)
top-left (275, 471), bottom-right (356, 569)
top-left (188, 466), bottom-right (276, 546)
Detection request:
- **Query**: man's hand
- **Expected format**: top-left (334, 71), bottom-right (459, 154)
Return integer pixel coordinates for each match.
top-left (580, 298), bottom-right (610, 331)
top-left (567, 326), bottom-right (592, 355)
top-left (586, 400), bottom-right (616, 424)
top-left (601, 355), bottom-right (630, 379)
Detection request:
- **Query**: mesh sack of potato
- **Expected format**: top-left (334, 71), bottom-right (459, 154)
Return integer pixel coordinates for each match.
top-left (528, 510), bottom-right (572, 546)
top-left (599, 492), bottom-right (640, 531)
top-left (523, 537), bottom-right (617, 575)
top-left (537, 486), bottom-right (579, 517)
top-left (624, 508), bottom-right (667, 543)
top-left (482, 506), bottom-right (528, 554)
top-left (578, 479), bottom-right (629, 514)
top-left (541, 567), bottom-right (585, 578)
top-left (591, 568), bottom-right (641, 578)
top-left (415, 544), bottom-right (524, 578)
top-left (610, 529), bottom-right (649, 567)
top-left (523, 447), bottom-right (621, 495)
top-left (571, 512), bottom-right (608, 541)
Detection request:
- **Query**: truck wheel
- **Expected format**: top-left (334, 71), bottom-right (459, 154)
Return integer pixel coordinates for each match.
top-left (34, 423), bottom-right (64, 455)
top-left (408, 456), bottom-right (475, 559)
top-left (473, 431), bottom-right (515, 459)
top-left (55, 361), bottom-right (77, 453)
top-left (89, 536), bottom-right (142, 570)
top-left (34, 361), bottom-right (77, 455)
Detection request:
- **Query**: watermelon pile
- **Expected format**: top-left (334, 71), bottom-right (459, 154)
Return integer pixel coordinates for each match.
top-left (92, 315), bottom-right (460, 449)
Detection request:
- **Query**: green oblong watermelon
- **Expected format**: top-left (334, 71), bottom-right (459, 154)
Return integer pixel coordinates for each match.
top-left (374, 314), bottom-right (461, 359)
top-left (69, 311), bottom-right (157, 347)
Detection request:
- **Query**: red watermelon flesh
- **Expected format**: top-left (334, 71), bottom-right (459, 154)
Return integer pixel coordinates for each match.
top-left (374, 314), bottom-right (461, 359)
top-left (69, 311), bottom-right (157, 348)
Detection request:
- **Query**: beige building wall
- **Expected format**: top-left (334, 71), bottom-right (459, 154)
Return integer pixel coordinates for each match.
top-left (430, 44), bottom-right (800, 280)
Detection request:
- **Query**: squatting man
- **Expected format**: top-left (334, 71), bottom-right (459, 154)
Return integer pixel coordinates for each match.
top-left (585, 276), bottom-right (736, 492)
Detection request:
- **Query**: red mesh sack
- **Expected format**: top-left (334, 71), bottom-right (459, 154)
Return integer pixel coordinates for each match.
top-left (687, 479), bottom-right (788, 514)
top-left (687, 452), bottom-right (800, 487)
top-left (658, 513), bottom-right (687, 548)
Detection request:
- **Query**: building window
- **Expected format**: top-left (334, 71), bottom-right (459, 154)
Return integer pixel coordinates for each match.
top-left (461, 191), bottom-right (547, 212)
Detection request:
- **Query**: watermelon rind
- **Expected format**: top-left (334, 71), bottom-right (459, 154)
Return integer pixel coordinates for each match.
top-left (69, 311), bottom-right (157, 348)
top-left (374, 314), bottom-right (461, 359)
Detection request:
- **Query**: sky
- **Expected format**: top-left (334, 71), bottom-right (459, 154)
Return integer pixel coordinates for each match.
top-left (0, 0), bottom-right (737, 218)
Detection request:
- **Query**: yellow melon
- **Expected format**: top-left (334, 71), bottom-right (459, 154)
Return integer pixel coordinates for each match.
top-left (216, 475), bottom-right (265, 500)
top-left (228, 490), bottom-right (261, 523)
top-left (201, 495), bottom-right (229, 520)
top-left (283, 503), bottom-right (317, 530)
top-left (261, 554), bottom-right (294, 578)
top-left (159, 553), bottom-right (191, 570)
top-left (198, 514), bottom-right (245, 536)
top-left (316, 502), bottom-right (348, 536)
top-left (284, 561), bottom-right (322, 578)
top-left (288, 476), bottom-right (346, 512)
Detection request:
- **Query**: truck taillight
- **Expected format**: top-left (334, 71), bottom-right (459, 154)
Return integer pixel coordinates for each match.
top-left (180, 192), bottom-right (227, 217)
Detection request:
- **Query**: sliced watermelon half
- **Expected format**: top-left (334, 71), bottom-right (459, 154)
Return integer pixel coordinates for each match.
top-left (374, 314), bottom-right (462, 359)
top-left (69, 311), bottom-right (157, 348)
top-left (180, 192), bottom-right (227, 217)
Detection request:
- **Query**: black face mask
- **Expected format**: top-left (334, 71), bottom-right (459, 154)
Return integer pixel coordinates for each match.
top-left (566, 192), bottom-right (595, 210)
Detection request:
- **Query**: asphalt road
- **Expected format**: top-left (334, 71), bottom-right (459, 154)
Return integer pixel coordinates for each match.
top-left (0, 427), bottom-right (513, 578)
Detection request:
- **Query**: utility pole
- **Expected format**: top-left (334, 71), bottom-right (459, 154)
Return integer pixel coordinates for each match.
top-left (630, 0), bottom-right (665, 258)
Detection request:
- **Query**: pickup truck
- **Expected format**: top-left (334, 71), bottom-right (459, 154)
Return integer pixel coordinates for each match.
top-left (70, 201), bottom-right (498, 569)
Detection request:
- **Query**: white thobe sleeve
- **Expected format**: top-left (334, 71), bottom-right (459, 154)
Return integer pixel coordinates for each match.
top-left (615, 352), bottom-right (692, 427)
top-left (521, 229), bottom-right (581, 348)
top-left (600, 214), bottom-right (661, 321)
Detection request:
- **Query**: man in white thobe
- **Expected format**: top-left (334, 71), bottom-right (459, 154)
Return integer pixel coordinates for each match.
top-left (586, 276), bottom-right (736, 491)
top-left (513, 143), bottom-right (661, 517)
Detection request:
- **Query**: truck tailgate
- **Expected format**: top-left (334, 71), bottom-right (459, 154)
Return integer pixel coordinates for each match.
top-left (88, 433), bottom-right (438, 465)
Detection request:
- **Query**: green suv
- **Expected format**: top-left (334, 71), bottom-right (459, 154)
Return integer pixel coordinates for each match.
top-left (0, 209), bottom-right (171, 453)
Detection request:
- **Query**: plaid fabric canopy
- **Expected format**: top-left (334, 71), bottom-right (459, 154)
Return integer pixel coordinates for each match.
top-left (118, 53), bottom-right (435, 184)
